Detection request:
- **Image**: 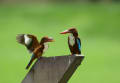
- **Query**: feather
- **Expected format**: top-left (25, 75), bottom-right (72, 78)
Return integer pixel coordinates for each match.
top-left (77, 38), bottom-right (81, 51)
top-left (26, 54), bottom-right (35, 69)
top-left (16, 34), bottom-right (25, 45)
top-left (16, 34), bottom-right (40, 53)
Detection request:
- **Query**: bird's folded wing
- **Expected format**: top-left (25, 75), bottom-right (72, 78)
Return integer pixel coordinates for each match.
top-left (77, 38), bottom-right (81, 51)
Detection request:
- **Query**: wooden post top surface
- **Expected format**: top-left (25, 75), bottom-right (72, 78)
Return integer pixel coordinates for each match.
top-left (22, 55), bottom-right (84, 83)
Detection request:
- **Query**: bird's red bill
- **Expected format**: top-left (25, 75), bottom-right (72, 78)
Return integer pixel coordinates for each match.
top-left (60, 30), bottom-right (69, 34)
top-left (48, 37), bottom-right (54, 42)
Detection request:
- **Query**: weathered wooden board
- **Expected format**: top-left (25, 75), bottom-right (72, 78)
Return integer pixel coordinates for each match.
top-left (22, 55), bottom-right (84, 83)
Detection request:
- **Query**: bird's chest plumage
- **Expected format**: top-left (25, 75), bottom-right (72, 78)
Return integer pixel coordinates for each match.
top-left (68, 34), bottom-right (75, 47)
top-left (43, 43), bottom-right (48, 53)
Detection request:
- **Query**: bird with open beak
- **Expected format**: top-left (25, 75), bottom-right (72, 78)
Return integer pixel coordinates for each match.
top-left (60, 28), bottom-right (81, 55)
top-left (16, 34), bottom-right (54, 69)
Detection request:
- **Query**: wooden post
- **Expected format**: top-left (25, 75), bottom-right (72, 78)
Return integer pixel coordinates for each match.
top-left (22, 55), bottom-right (84, 83)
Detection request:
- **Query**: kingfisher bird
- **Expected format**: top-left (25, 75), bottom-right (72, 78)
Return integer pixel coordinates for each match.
top-left (16, 34), bottom-right (54, 69)
top-left (60, 28), bottom-right (81, 55)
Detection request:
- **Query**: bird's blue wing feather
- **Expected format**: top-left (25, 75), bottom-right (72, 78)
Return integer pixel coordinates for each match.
top-left (77, 38), bottom-right (81, 51)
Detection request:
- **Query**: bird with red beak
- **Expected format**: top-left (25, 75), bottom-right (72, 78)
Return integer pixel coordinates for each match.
top-left (16, 34), bottom-right (54, 69)
top-left (60, 28), bottom-right (81, 55)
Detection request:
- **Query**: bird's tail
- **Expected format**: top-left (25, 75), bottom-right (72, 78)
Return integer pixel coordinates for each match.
top-left (26, 54), bottom-right (36, 70)
top-left (26, 59), bottom-right (33, 69)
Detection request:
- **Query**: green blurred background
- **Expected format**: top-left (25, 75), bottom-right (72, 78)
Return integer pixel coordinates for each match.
top-left (0, 0), bottom-right (120, 83)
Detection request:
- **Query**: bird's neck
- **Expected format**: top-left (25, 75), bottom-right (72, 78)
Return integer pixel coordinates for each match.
top-left (69, 33), bottom-right (76, 46)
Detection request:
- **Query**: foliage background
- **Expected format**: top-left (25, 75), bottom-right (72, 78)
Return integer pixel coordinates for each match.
top-left (0, 1), bottom-right (120, 83)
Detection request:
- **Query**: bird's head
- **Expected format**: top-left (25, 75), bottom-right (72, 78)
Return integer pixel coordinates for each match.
top-left (40, 36), bottom-right (54, 44)
top-left (60, 28), bottom-right (78, 37)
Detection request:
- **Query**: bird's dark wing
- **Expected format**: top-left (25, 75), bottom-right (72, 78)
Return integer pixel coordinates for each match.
top-left (16, 34), bottom-right (25, 45)
top-left (16, 34), bottom-right (39, 53)
top-left (77, 38), bottom-right (81, 51)
top-left (27, 34), bottom-right (40, 53)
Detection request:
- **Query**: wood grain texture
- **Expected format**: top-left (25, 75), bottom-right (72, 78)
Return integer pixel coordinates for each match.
top-left (22, 55), bottom-right (84, 83)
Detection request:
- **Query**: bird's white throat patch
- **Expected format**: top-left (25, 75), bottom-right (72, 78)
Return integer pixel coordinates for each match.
top-left (43, 43), bottom-right (48, 53)
top-left (69, 33), bottom-right (75, 46)
top-left (24, 35), bottom-right (32, 45)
